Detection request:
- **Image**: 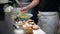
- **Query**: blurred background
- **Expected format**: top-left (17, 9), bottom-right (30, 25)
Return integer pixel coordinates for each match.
top-left (0, 0), bottom-right (60, 34)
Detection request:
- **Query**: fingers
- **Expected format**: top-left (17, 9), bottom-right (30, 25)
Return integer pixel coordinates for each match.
top-left (20, 7), bottom-right (27, 13)
top-left (21, 7), bottom-right (27, 11)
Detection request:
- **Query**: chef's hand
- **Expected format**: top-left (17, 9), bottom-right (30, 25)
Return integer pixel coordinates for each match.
top-left (20, 7), bottom-right (29, 13)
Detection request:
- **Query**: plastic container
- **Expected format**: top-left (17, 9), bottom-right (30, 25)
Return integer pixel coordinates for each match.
top-left (38, 12), bottom-right (59, 34)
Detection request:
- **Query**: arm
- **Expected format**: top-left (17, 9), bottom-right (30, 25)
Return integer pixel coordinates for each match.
top-left (26, 0), bottom-right (39, 10)
top-left (16, 0), bottom-right (21, 5)
top-left (21, 0), bottom-right (39, 11)
top-left (16, 0), bottom-right (24, 7)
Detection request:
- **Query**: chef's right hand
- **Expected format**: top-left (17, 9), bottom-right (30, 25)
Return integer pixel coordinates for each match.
top-left (20, 7), bottom-right (28, 13)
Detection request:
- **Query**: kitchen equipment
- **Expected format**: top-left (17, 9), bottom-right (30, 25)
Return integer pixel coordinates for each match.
top-left (38, 12), bottom-right (59, 34)
top-left (11, 8), bottom-right (33, 21)
top-left (4, 7), bottom-right (46, 34)
top-left (17, 13), bottom-right (33, 21)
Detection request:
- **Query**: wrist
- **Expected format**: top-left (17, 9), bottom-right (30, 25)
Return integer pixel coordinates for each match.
top-left (26, 6), bottom-right (31, 10)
